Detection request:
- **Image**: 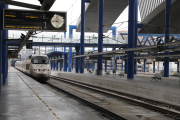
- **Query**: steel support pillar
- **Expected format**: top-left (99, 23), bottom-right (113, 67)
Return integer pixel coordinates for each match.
top-left (153, 61), bottom-right (155, 73)
top-left (64, 54), bottom-right (67, 72)
top-left (56, 58), bottom-right (58, 71)
top-left (68, 25), bottom-right (77, 72)
top-left (53, 57), bottom-right (55, 70)
top-left (164, 0), bottom-right (171, 77)
top-left (134, 55), bottom-right (137, 74)
top-left (75, 47), bottom-right (80, 73)
top-left (134, 0), bottom-right (138, 75)
top-left (125, 58), bottom-right (127, 74)
top-left (64, 47), bottom-right (66, 52)
top-left (68, 47), bottom-right (72, 72)
top-left (60, 55), bottom-right (63, 71)
top-left (51, 58), bottom-right (52, 70)
top-left (97, 0), bottom-right (104, 75)
top-left (143, 60), bottom-right (146, 72)
top-left (2, 4), bottom-right (8, 85)
top-left (105, 61), bottom-right (107, 72)
top-left (127, 0), bottom-right (136, 79)
top-left (177, 63), bottom-right (179, 73)
top-left (80, 0), bottom-right (90, 73)
top-left (0, 2), bottom-right (2, 94)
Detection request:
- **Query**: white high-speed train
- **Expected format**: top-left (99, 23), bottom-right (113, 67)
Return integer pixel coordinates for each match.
top-left (15, 55), bottom-right (51, 82)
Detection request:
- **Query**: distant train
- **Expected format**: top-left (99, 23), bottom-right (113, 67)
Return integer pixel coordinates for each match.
top-left (15, 55), bottom-right (51, 82)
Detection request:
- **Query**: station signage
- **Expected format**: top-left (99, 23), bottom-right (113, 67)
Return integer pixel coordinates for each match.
top-left (3, 9), bottom-right (67, 32)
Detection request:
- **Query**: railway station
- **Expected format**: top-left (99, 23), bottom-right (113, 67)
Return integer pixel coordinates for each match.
top-left (1, 0), bottom-right (180, 120)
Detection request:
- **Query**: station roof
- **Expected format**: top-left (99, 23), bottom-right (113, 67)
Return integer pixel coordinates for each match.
top-left (76, 0), bottom-right (128, 33)
top-left (139, 0), bottom-right (180, 34)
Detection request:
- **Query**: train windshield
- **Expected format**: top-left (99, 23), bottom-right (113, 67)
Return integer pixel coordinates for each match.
top-left (31, 56), bottom-right (49, 64)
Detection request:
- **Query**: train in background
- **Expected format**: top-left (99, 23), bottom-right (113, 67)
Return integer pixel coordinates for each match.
top-left (15, 55), bottom-right (51, 82)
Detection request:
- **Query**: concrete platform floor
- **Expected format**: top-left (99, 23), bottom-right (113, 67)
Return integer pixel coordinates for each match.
top-left (0, 67), bottom-right (94, 120)
top-left (51, 70), bottom-right (180, 106)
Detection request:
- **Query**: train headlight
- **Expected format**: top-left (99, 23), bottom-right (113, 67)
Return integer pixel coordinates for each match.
top-left (43, 69), bottom-right (49, 71)
top-left (34, 69), bottom-right (40, 71)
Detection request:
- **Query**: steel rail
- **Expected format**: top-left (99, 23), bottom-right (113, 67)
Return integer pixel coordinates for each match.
top-left (46, 82), bottom-right (128, 120)
top-left (50, 75), bottom-right (180, 119)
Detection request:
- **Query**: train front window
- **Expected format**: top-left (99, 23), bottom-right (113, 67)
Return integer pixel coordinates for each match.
top-left (31, 56), bottom-right (49, 64)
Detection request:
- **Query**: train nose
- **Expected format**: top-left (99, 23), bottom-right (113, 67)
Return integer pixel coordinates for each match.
top-left (34, 71), bottom-right (49, 78)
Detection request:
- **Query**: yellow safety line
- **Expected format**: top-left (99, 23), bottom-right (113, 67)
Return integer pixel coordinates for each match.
top-left (16, 73), bottom-right (60, 120)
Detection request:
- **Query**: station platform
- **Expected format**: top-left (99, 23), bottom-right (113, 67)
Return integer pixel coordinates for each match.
top-left (51, 70), bottom-right (180, 106)
top-left (0, 67), bottom-right (93, 120)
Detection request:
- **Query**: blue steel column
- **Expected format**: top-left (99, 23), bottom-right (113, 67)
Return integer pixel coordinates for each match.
top-left (134, 0), bottom-right (138, 75)
top-left (45, 46), bottom-right (46, 53)
top-left (80, 0), bottom-right (88, 73)
top-left (53, 57), bottom-right (55, 70)
top-left (56, 57), bottom-right (58, 71)
top-left (68, 47), bottom-right (72, 72)
top-left (2, 4), bottom-right (8, 84)
top-left (60, 55), bottom-right (63, 71)
top-left (75, 47), bottom-right (80, 73)
top-left (177, 63), bottom-right (179, 73)
top-left (105, 48), bottom-right (107, 72)
top-left (143, 60), bottom-right (146, 72)
top-left (0, 2), bottom-right (2, 94)
top-left (97, 0), bottom-right (104, 75)
top-left (153, 61), bottom-right (155, 73)
top-left (125, 58), bottom-right (127, 74)
top-left (105, 61), bottom-right (107, 72)
top-left (51, 58), bottom-right (52, 70)
top-left (92, 47), bottom-right (95, 71)
top-left (164, 0), bottom-right (171, 77)
top-left (64, 54), bottom-right (67, 72)
top-left (127, 0), bottom-right (136, 79)
top-left (68, 25), bottom-right (77, 72)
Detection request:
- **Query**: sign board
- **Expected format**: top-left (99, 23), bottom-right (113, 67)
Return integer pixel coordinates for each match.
top-left (3, 9), bottom-right (67, 32)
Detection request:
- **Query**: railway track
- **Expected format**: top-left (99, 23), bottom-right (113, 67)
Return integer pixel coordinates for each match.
top-left (49, 75), bottom-right (180, 120)
top-left (46, 80), bottom-right (128, 120)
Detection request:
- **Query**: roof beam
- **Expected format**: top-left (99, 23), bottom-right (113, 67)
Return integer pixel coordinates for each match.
top-left (1, 0), bottom-right (41, 10)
